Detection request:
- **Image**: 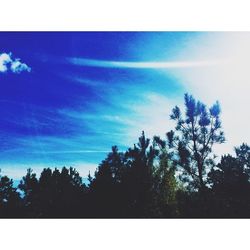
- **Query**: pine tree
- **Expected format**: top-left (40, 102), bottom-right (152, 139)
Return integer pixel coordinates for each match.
top-left (168, 93), bottom-right (225, 191)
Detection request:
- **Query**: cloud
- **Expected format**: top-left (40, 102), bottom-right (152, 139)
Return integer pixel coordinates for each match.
top-left (0, 52), bottom-right (31, 74)
top-left (68, 57), bottom-right (219, 69)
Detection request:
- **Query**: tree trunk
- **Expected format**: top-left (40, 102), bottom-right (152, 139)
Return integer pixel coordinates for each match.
top-left (197, 161), bottom-right (205, 192)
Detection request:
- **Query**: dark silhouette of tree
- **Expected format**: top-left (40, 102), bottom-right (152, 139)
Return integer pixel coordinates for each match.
top-left (18, 168), bottom-right (39, 217)
top-left (208, 153), bottom-right (250, 217)
top-left (235, 143), bottom-right (250, 173)
top-left (19, 167), bottom-right (88, 217)
top-left (168, 93), bottom-right (225, 191)
top-left (88, 132), bottom-right (179, 218)
top-left (152, 136), bottom-right (179, 217)
top-left (0, 170), bottom-right (21, 217)
top-left (124, 131), bottom-right (158, 217)
top-left (88, 146), bottom-right (128, 217)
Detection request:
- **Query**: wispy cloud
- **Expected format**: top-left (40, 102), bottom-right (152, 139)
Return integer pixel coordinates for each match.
top-left (67, 57), bottom-right (220, 69)
top-left (0, 52), bottom-right (31, 74)
top-left (31, 150), bottom-right (110, 154)
top-left (58, 91), bottom-right (180, 148)
top-left (108, 93), bottom-right (182, 146)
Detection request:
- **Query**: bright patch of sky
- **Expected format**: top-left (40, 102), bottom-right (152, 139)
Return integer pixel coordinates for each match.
top-left (0, 32), bottom-right (249, 181)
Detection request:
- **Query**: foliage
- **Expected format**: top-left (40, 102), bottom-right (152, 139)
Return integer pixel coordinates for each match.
top-left (0, 171), bottom-right (21, 217)
top-left (168, 93), bottom-right (225, 190)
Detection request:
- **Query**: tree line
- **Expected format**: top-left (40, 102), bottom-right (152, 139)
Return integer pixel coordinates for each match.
top-left (1, 93), bottom-right (250, 218)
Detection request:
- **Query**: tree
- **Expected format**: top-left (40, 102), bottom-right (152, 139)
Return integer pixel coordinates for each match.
top-left (124, 131), bottom-right (157, 217)
top-left (18, 168), bottom-right (39, 217)
top-left (168, 93), bottom-right (225, 191)
top-left (20, 167), bottom-right (88, 217)
top-left (0, 171), bottom-right (21, 217)
top-left (235, 143), bottom-right (250, 174)
top-left (88, 146), bottom-right (127, 217)
top-left (152, 136), bottom-right (179, 217)
top-left (208, 154), bottom-right (250, 217)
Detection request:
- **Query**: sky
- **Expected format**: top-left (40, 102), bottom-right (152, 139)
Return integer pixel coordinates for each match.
top-left (0, 32), bottom-right (250, 181)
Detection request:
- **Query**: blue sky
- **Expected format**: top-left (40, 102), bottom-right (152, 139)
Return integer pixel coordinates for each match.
top-left (1, 32), bottom-right (250, 180)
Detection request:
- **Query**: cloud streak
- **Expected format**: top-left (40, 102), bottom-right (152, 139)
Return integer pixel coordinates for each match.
top-left (0, 52), bottom-right (31, 74)
top-left (68, 57), bottom-right (220, 69)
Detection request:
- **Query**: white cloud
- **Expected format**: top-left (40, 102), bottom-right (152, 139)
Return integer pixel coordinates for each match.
top-left (68, 56), bottom-right (218, 69)
top-left (0, 52), bottom-right (31, 74)
top-left (0, 53), bottom-right (11, 72)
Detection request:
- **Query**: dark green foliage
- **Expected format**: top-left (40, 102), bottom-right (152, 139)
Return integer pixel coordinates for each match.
top-left (152, 136), bottom-right (179, 217)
